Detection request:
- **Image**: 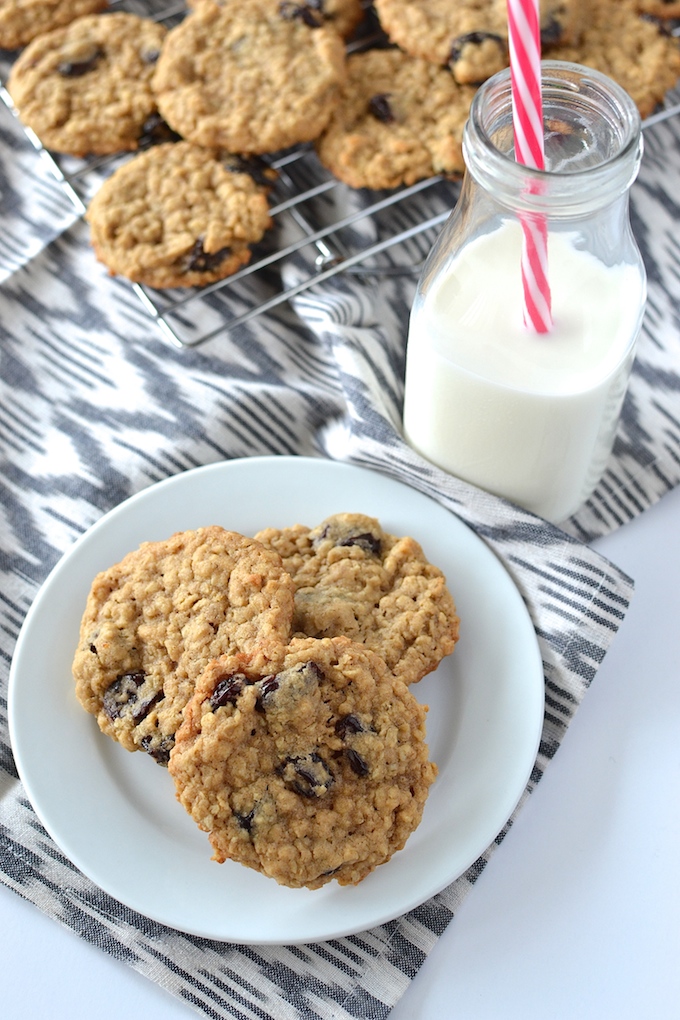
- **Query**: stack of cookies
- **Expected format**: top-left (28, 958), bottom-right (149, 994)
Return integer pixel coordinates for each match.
top-left (4, 0), bottom-right (680, 287)
top-left (72, 513), bottom-right (460, 889)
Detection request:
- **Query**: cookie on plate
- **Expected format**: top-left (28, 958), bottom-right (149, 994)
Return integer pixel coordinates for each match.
top-left (151, 0), bottom-right (347, 154)
top-left (372, 0), bottom-right (584, 85)
top-left (315, 46), bottom-right (475, 188)
top-left (0, 0), bottom-right (107, 51)
top-left (169, 636), bottom-right (438, 888)
top-left (546, 0), bottom-right (680, 118)
top-left (85, 141), bottom-right (275, 289)
top-left (72, 526), bottom-right (295, 765)
top-left (6, 12), bottom-right (167, 156)
top-left (255, 512), bottom-right (460, 682)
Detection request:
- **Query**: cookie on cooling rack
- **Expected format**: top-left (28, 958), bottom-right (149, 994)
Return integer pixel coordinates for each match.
top-left (636, 0), bottom-right (680, 19)
top-left (255, 512), bottom-right (460, 683)
top-left (545, 0), bottom-right (680, 118)
top-left (185, 0), bottom-right (365, 40)
top-left (0, 0), bottom-right (107, 51)
top-left (85, 141), bottom-right (275, 289)
top-left (72, 526), bottom-right (295, 765)
top-left (6, 12), bottom-right (168, 156)
top-left (151, 0), bottom-right (346, 154)
top-left (372, 0), bottom-right (584, 85)
top-left (314, 46), bottom-right (475, 189)
top-left (168, 636), bottom-right (438, 888)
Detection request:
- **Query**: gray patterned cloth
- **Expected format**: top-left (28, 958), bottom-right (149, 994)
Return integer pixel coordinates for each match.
top-left (1, 42), bottom-right (679, 1019)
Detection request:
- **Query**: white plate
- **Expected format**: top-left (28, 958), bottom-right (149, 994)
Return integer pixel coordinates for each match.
top-left (9, 456), bottom-right (544, 944)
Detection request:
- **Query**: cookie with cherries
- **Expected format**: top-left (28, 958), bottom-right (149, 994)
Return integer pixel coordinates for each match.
top-left (72, 526), bottom-right (294, 765)
top-left (255, 512), bottom-right (460, 682)
top-left (6, 12), bottom-right (168, 155)
top-left (169, 636), bottom-right (438, 888)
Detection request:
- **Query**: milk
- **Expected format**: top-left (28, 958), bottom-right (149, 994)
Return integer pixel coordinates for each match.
top-left (403, 219), bottom-right (645, 523)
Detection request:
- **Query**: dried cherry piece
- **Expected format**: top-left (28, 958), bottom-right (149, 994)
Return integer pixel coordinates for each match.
top-left (209, 673), bottom-right (247, 710)
top-left (185, 238), bottom-right (232, 273)
top-left (369, 93), bottom-right (395, 124)
top-left (337, 531), bottom-right (382, 556)
top-left (279, 752), bottom-right (334, 797)
top-left (344, 747), bottom-right (369, 776)
top-left (102, 671), bottom-right (146, 720)
top-left (140, 732), bottom-right (174, 766)
top-left (334, 713), bottom-right (365, 738)
top-left (58, 44), bottom-right (103, 77)
top-left (279, 1), bottom-right (322, 27)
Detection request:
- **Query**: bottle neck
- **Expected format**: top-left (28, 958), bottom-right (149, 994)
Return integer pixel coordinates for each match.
top-left (462, 61), bottom-right (643, 218)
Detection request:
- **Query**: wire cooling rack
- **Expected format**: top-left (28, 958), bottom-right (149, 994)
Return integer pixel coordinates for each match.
top-left (1, 0), bottom-right (680, 348)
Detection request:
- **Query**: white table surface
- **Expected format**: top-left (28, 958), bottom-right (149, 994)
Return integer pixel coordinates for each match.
top-left (2, 483), bottom-right (679, 1020)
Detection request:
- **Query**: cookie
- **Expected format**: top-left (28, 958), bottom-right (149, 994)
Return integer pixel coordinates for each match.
top-left (636, 0), bottom-right (680, 18)
top-left (546, 0), bottom-right (680, 118)
top-left (0, 0), bottom-right (107, 51)
top-left (85, 142), bottom-right (274, 289)
top-left (72, 526), bottom-right (295, 764)
top-left (373, 0), bottom-right (583, 85)
top-left (254, 513), bottom-right (459, 682)
top-left (315, 46), bottom-right (475, 188)
top-left (169, 636), bottom-right (437, 888)
top-left (186, 0), bottom-right (365, 40)
top-left (151, 0), bottom-right (347, 154)
top-left (6, 12), bottom-right (168, 156)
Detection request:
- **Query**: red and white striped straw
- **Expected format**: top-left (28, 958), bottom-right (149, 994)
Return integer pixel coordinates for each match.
top-left (506, 0), bottom-right (552, 333)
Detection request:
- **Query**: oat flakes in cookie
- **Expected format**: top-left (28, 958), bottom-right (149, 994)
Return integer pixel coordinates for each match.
top-left (315, 47), bottom-right (475, 188)
top-left (255, 512), bottom-right (460, 683)
top-left (85, 142), bottom-right (274, 288)
top-left (151, 0), bottom-right (346, 154)
top-left (372, 0), bottom-right (583, 85)
top-left (0, 0), bottom-right (107, 51)
top-left (6, 12), bottom-right (167, 156)
top-left (186, 0), bottom-right (365, 40)
top-left (72, 526), bottom-right (295, 765)
top-left (545, 0), bottom-right (680, 118)
top-left (169, 636), bottom-right (437, 889)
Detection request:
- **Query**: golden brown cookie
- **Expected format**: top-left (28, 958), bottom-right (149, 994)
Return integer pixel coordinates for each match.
top-left (85, 142), bottom-right (274, 289)
top-left (72, 526), bottom-right (295, 764)
top-left (151, 0), bottom-right (347, 154)
top-left (6, 12), bottom-right (167, 156)
top-left (255, 512), bottom-right (460, 682)
top-left (373, 0), bottom-right (584, 85)
top-left (186, 0), bottom-right (365, 40)
top-left (169, 636), bottom-right (437, 888)
top-left (0, 0), bottom-right (107, 52)
top-left (546, 0), bottom-right (680, 118)
top-left (315, 46), bottom-right (475, 189)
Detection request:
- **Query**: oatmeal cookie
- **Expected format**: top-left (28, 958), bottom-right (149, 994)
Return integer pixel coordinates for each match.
top-left (0, 0), bottom-right (107, 51)
top-left (373, 0), bottom-right (583, 85)
top-left (636, 0), bottom-right (680, 19)
top-left (546, 0), bottom-right (680, 118)
top-left (85, 142), bottom-right (274, 289)
top-left (169, 636), bottom-right (437, 888)
top-left (186, 0), bottom-right (365, 40)
top-left (151, 0), bottom-right (346, 154)
top-left (6, 12), bottom-right (168, 156)
top-left (255, 512), bottom-right (459, 682)
top-left (315, 47), bottom-right (475, 188)
top-left (72, 526), bottom-right (295, 764)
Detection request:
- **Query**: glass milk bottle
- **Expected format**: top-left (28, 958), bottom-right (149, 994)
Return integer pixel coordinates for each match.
top-left (402, 61), bottom-right (646, 524)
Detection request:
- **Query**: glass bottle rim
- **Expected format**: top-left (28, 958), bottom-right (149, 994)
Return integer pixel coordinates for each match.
top-left (463, 60), bottom-right (643, 212)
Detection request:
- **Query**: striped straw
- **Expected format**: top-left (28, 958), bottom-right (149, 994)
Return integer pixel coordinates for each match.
top-left (506, 0), bottom-right (552, 333)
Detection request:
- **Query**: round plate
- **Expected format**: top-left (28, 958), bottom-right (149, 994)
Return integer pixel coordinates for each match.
top-left (8, 456), bottom-right (544, 944)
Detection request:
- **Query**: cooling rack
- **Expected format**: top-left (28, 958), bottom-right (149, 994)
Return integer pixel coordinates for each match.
top-left (1, 0), bottom-right (680, 348)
